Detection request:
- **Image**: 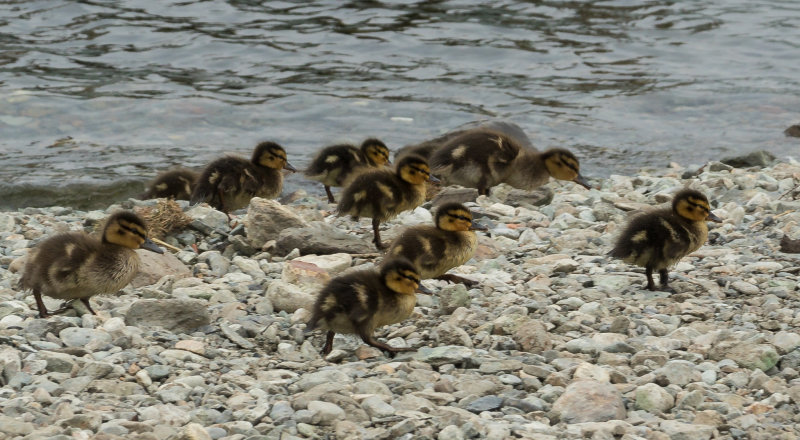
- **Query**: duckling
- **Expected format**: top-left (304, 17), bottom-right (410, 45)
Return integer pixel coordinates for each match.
top-left (191, 141), bottom-right (297, 213)
top-left (609, 188), bottom-right (722, 291)
top-left (139, 167), bottom-right (199, 200)
top-left (304, 138), bottom-right (391, 203)
top-left (307, 257), bottom-right (422, 357)
top-left (429, 128), bottom-right (591, 196)
top-left (337, 154), bottom-right (440, 249)
top-left (19, 211), bottom-right (164, 318)
top-left (386, 202), bottom-right (487, 286)
top-left (397, 120), bottom-right (534, 162)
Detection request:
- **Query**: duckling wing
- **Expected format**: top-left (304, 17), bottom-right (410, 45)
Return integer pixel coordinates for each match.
top-left (430, 130), bottom-right (521, 187)
top-left (190, 156), bottom-right (246, 204)
top-left (337, 169), bottom-right (403, 220)
top-left (305, 144), bottom-right (364, 185)
top-left (22, 233), bottom-right (100, 294)
top-left (610, 210), bottom-right (692, 268)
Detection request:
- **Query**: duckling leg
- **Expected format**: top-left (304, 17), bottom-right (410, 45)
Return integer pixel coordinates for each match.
top-left (436, 274), bottom-right (478, 288)
top-left (658, 269), bottom-right (675, 292)
top-left (645, 266), bottom-right (657, 291)
top-left (358, 331), bottom-right (413, 358)
top-left (324, 185), bottom-right (335, 204)
top-left (33, 289), bottom-right (50, 318)
top-left (321, 330), bottom-right (335, 356)
top-left (372, 218), bottom-right (385, 250)
top-left (80, 298), bottom-right (98, 315)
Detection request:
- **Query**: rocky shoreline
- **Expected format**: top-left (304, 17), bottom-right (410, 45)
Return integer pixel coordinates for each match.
top-left (1, 158), bottom-right (800, 440)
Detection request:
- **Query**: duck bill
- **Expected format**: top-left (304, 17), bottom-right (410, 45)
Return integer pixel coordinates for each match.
top-left (573, 173), bottom-right (592, 190)
top-left (427, 175), bottom-right (441, 184)
top-left (706, 212), bottom-right (723, 223)
top-left (140, 237), bottom-right (165, 254)
top-left (284, 162), bottom-right (298, 173)
top-left (469, 221), bottom-right (488, 231)
top-left (416, 284), bottom-right (434, 295)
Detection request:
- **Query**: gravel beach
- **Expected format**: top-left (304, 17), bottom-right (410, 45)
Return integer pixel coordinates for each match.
top-left (1, 158), bottom-right (800, 440)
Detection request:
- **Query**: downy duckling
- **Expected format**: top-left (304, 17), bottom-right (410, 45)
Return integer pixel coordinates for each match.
top-left (609, 188), bottom-right (722, 291)
top-left (429, 128), bottom-right (591, 196)
top-left (191, 141), bottom-right (297, 213)
top-left (307, 257), bottom-right (422, 357)
top-left (139, 167), bottom-right (198, 200)
top-left (386, 202), bottom-right (487, 286)
top-left (19, 211), bottom-right (164, 318)
top-left (304, 138), bottom-right (391, 203)
top-left (397, 120), bottom-right (534, 162)
top-left (337, 154), bottom-right (439, 249)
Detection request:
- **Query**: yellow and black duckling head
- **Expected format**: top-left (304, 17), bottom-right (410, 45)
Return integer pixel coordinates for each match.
top-left (435, 202), bottom-right (487, 232)
top-left (672, 189), bottom-right (720, 223)
top-left (102, 211), bottom-right (165, 253)
top-left (397, 154), bottom-right (440, 186)
top-left (253, 141), bottom-right (297, 172)
top-left (361, 138), bottom-right (391, 167)
top-left (609, 188), bottom-right (721, 292)
top-left (541, 148), bottom-right (591, 189)
top-left (381, 256), bottom-right (422, 296)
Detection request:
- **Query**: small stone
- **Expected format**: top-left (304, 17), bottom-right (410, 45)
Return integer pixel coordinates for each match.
top-left (439, 284), bottom-right (471, 314)
top-left (551, 380), bottom-right (626, 423)
top-left (308, 400), bottom-right (345, 425)
top-left (432, 322), bottom-right (473, 348)
top-left (414, 346), bottom-right (474, 367)
top-left (361, 396), bottom-right (396, 419)
top-left (731, 281), bottom-right (759, 295)
top-left (512, 319), bottom-right (552, 352)
top-left (659, 420), bottom-right (714, 440)
top-left (634, 383), bottom-right (674, 413)
top-left (465, 395), bottom-right (504, 413)
top-left (245, 198), bottom-right (308, 248)
top-left (437, 424), bottom-right (465, 440)
top-left (265, 280), bottom-right (316, 313)
top-left (125, 299), bottom-right (210, 332)
top-left (59, 327), bottom-right (111, 349)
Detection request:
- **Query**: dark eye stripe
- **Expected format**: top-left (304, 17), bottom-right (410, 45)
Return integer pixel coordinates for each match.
top-left (121, 225), bottom-right (146, 239)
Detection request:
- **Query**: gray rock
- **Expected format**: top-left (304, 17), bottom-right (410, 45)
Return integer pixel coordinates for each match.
top-left (785, 124), bottom-right (800, 137)
top-left (246, 198), bottom-right (308, 248)
top-left (551, 380), bottom-right (626, 423)
top-left (59, 327), bottom-right (112, 349)
top-left (307, 400), bottom-right (345, 425)
top-left (634, 383), bottom-right (674, 413)
top-left (174, 423), bottom-right (213, 440)
top-left (654, 360), bottom-right (702, 386)
top-left (0, 414), bottom-right (34, 435)
top-left (414, 346), bottom-right (474, 367)
top-left (465, 395), bottom-right (504, 413)
top-left (361, 396), bottom-right (396, 419)
top-left (438, 284), bottom-right (471, 314)
top-left (199, 251), bottom-right (230, 277)
top-left (274, 222), bottom-right (373, 256)
top-left (39, 351), bottom-right (76, 374)
top-left (125, 299), bottom-right (210, 332)
top-left (432, 322), bottom-right (473, 348)
top-left (295, 369), bottom-right (352, 391)
top-left (270, 401), bottom-right (294, 423)
top-left (431, 187), bottom-right (479, 206)
top-left (709, 341), bottom-right (780, 371)
top-left (659, 420), bottom-right (714, 440)
top-left (265, 280), bottom-right (315, 313)
top-left (145, 365), bottom-right (171, 380)
top-left (186, 205), bottom-right (231, 234)
top-left (131, 249), bottom-right (192, 288)
top-left (437, 424), bottom-right (465, 440)
top-left (512, 319), bottom-right (552, 352)
top-left (721, 150), bottom-right (776, 168)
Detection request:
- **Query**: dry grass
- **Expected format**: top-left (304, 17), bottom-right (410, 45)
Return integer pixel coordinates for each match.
top-left (134, 199), bottom-right (193, 240)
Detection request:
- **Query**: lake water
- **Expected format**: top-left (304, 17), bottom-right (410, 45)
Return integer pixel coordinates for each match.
top-left (1, 0), bottom-right (798, 209)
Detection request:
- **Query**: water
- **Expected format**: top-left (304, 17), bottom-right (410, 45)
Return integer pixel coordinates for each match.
top-left (1, 0), bottom-right (798, 209)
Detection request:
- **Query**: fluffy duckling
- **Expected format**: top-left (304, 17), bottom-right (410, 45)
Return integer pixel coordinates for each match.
top-left (139, 167), bottom-right (198, 200)
top-left (304, 138), bottom-right (391, 203)
top-left (609, 188), bottom-right (722, 291)
top-left (337, 154), bottom-right (439, 249)
top-left (19, 211), bottom-right (164, 318)
top-left (430, 128), bottom-right (590, 196)
top-left (307, 257), bottom-right (422, 357)
top-left (386, 202), bottom-right (487, 286)
top-left (191, 141), bottom-right (296, 213)
top-left (397, 120), bottom-right (534, 162)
